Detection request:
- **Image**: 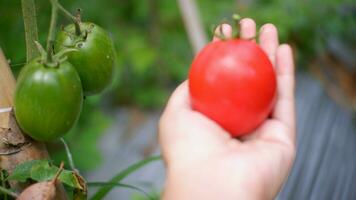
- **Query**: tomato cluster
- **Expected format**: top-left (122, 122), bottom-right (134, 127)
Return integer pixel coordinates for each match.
top-left (14, 22), bottom-right (115, 141)
top-left (189, 39), bottom-right (276, 137)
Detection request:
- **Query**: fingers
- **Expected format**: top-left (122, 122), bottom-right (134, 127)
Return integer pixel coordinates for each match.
top-left (213, 18), bottom-right (256, 42)
top-left (272, 44), bottom-right (296, 132)
top-left (239, 18), bottom-right (256, 41)
top-left (259, 24), bottom-right (279, 66)
top-left (213, 24), bottom-right (233, 41)
top-left (159, 81), bottom-right (233, 164)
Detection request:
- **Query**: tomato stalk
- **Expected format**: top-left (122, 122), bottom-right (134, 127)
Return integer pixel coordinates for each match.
top-left (52, 0), bottom-right (82, 36)
top-left (46, 0), bottom-right (58, 63)
top-left (43, 0), bottom-right (79, 67)
top-left (213, 14), bottom-right (241, 41)
top-left (232, 14), bottom-right (241, 38)
top-left (60, 138), bottom-right (78, 173)
top-left (212, 14), bottom-right (257, 41)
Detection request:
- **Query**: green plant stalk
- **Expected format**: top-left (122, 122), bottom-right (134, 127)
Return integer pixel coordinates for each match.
top-left (60, 138), bottom-right (78, 172)
top-left (88, 182), bottom-right (154, 200)
top-left (90, 155), bottom-right (161, 200)
top-left (53, 0), bottom-right (81, 35)
top-left (0, 171), bottom-right (7, 200)
top-left (47, 0), bottom-right (59, 63)
top-left (21, 0), bottom-right (39, 62)
top-left (47, 0), bottom-right (83, 63)
top-left (0, 185), bottom-right (18, 198)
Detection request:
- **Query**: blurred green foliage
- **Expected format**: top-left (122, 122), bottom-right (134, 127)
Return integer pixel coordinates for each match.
top-left (234, 0), bottom-right (355, 67)
top-left (48, 97), bottom-right (112, 171)
top-left (131, 190), bottom-right (160, 200)
top-left (1, 0), bottom-right (354, 107)
top-left (0, 0), bottom-right (354, 172)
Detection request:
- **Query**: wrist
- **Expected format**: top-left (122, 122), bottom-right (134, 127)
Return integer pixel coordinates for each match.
top-left (162, 164), bottom-right (266, 200)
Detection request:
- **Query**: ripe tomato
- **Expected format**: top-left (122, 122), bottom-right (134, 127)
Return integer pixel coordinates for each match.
top-left (189, 39), bottom-right (276, 137)
top-left (55, 22), bottom-right (115, 95)
top-left (14, 58), bottom-right (83, 141)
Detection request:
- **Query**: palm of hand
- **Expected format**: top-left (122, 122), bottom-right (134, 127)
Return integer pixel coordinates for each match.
top-left (159, 18), bottom-right (295, 200)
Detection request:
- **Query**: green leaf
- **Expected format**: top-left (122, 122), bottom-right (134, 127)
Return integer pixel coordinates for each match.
top-left (30, 161), bottom-right (86, 190)
top-left (8, 159), bottom-right (86, 192)
top-left (59, 170), bottom-right (84, 190)
top-left (90, 155), bottom-right (161, 200)
top-left (7, 160), bottom-right (47, 182)
top-left (131, 190), bottom-right (161, 200)
top-left (49, 101), bottom-right (111, 171)
top-left (30, 161), bottom-right (58, 182)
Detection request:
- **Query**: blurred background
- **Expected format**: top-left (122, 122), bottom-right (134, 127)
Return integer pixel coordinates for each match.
top-left (0, 0), bottom-right (355, 199)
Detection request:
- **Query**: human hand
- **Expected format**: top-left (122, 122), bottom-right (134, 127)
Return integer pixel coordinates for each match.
top-left (159, 18), bottom-right (296, 200)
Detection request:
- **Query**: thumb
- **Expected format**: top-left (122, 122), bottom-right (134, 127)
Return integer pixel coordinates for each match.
top-left (159, 81), bottom-right (232, 164)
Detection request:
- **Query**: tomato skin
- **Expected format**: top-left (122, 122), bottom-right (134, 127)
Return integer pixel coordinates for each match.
top-left (55, 22), bottom-right (115, 95)
top-left (14, 58), bottom-right (83, 141)
top-left (189, 39), bottom-right (276, 137)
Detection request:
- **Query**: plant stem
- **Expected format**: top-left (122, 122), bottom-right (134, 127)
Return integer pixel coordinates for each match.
top-left (47, 0), bottom-right (59, 63)
top-left (87, 182), bottom-right (154, 200)
top-left (53, 0), bottom-right (82, 36)
top-left (90, 156), bottom-right (161, 200)
top-left (0, 185), bottom-right (18, 198)
top-left (0, 170), bottom-right (8, 200)
top-left (60, 138), bottom-right (78, 173)
top-left (21, 0), bottom-right (39, 62)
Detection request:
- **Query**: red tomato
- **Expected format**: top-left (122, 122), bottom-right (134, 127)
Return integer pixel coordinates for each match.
top-left (188, 39), bottom-right (277, 137)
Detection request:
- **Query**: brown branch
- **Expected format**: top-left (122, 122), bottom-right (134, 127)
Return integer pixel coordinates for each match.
top-left (0, 49), bottom-right (67, 200)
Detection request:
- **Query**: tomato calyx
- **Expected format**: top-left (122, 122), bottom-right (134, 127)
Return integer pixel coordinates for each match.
top-left (34, 41), bottom-right (77, 68)
top-left (60, 22), bottom-right (95, 48)
top-left (213, 14), bottom-right (256, 42)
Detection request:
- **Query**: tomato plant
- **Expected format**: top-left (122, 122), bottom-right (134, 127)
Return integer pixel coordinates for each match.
top-left (15, 57), bottom-right (83, 141)
top-left (1, 0), bottom-right (161, 199)
top-left (189, 39), bottom-right (276, 137)
top-left (55, 22), bottom-right (115, 95)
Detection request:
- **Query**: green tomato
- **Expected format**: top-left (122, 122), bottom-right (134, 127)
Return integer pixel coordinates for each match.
top-left (55, 22), bottom-right (115, 95)
top-left (14, 58), bottom-right (83, 141)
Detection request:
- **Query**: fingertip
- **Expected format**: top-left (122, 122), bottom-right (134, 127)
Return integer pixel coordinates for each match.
top-left (239, 18), bottom-right (256, 40)
top-left (276, 44), bottom-right (294, 70)
top-left (259, 23), bottom-right (279, 45)
top-left (278, 44), bottom-right (292, 54)
top-left (213, 23), bottom-right (233, 41)
top-left (239, 18), bottom-right (256, 28)
top-left (260, 23), bottom-right (278, 35)
top-left (276, 44), bottom-right (294, 63)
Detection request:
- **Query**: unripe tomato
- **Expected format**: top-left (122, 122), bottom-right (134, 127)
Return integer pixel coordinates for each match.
top-left (55, 22), bottom-right (115, 95)
top-left (14, 58), bottom-right (83, 141)
top-left (189, 39), bottom-right (276, 137)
